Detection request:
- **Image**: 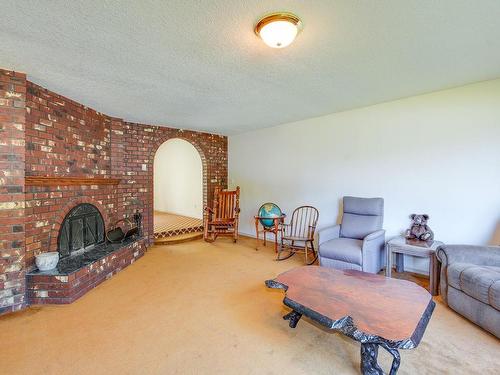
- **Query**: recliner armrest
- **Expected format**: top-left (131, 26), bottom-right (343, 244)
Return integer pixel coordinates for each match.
top-left (318, 224), bottom-right (341, 245)
top-left (363, 229), bottom-right (386, 243)
top-left (361, 230), bottom-right (386, 274)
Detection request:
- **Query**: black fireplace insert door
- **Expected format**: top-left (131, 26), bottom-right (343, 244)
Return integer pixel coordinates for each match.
top-left (58, 204), bottom-right (105, 258)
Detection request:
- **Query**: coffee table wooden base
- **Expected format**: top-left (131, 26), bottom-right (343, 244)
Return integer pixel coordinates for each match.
top-left (281, 306), bottom-right (402, 374)
top-left (360, 343), bottom-right (400, 375)
top-left (277, 299), bottom-right (433, 375)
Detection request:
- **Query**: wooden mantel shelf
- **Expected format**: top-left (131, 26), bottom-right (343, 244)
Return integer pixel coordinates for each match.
top-left (25, 176), bottom-right (122, 186)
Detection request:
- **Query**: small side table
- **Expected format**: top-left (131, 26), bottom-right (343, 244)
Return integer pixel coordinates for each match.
top-left (254, 214), bottom-right (286, 252)
top-left (386, 236), bottom-right (444, 296)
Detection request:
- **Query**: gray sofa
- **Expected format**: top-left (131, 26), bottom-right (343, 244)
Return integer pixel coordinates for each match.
top-left (318, 196), bottom-right (385, 274)
top-left (436, 245), bottom-right (500, 338)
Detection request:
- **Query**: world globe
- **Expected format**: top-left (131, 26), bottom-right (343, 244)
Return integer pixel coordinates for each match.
top-left (258, 203), bottom-right (283, 228)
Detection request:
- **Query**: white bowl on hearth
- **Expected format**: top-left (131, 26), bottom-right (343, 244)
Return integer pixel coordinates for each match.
top-left (35, 252), bottom-right (59, 271)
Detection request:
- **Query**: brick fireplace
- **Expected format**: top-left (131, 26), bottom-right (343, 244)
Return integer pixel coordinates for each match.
top-left (0, 68), bottom-right (228, 314)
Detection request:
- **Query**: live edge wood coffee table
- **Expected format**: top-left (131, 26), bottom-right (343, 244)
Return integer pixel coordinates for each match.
top-left (266, 266), bottom-right (435, 375)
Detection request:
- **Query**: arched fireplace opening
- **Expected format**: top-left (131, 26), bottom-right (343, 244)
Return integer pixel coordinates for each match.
top-left (58, 203), bottom-right (105, 258)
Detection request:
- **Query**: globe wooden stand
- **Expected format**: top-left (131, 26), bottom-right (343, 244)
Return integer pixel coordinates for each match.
top-left (254, 214), bottom-right (286, 252)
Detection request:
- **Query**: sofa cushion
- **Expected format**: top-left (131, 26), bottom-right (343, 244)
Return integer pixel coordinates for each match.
top-left (447, 263), bottom-right (469, 290)
top-left (490, 281), bottom-right (500, 311)
top-left (447, 263), bottom-right (500, 307)
top-left (319, 238), bottom-right (363, 266)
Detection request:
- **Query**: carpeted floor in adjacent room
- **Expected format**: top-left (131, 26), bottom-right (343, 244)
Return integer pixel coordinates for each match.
top-left (0, 237), bottom-right (498, 374)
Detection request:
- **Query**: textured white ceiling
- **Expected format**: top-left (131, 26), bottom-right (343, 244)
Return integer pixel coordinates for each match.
top-left (1, 1), bottom-right (500, 135)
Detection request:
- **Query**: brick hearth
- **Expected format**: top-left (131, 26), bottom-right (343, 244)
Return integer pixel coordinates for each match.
top-left (27, 238), bottom-right (147, 304)
top-left (0, 68), bottom-right (228, 315)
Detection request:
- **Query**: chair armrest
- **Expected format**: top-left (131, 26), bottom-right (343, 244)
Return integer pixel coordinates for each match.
top-left (436, 245), bottom-right (500, 268)
top-left (318, 225), bottom-right (340, 245)
top-left (203, 206), bottom-right (214, 221)
top-left (361, 230), bottom-right (386, 274)
top-left (363, 229), bottom-right (386, 243)
top-left (308, 224), bottom-right (317, 239)
top-left (280, 223), bottom-right (290, 235)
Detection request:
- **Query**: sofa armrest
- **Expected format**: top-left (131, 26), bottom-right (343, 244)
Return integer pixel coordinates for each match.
top-left (318, 224), bottom-right (340, 246)
top-left (436, 244), bottom-right (500, 303)
top-left (361, 230), bottom-right (386, 274)
top-left (436, 245), bottom-right (500, 268)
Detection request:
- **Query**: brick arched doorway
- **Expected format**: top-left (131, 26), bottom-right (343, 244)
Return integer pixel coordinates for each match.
top-left (152, 137), bottom-right (207, 240)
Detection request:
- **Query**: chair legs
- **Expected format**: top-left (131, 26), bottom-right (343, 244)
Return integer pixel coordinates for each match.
top-left (276, 247), bottom-right (295, 261)
top-left (276, 238), bottom-right (295, 261)
top-left (276, 240), bottom-right (318, 264)
top-left (233, 220), bottom-right (239, 243)
top-left (204, 222), bottom-right (239, 243)
top-left (305, 241), bottom-right (318, 265)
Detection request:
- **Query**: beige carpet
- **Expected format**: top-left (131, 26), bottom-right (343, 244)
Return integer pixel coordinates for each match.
top-left (1, 238), bottom-right (498, 374)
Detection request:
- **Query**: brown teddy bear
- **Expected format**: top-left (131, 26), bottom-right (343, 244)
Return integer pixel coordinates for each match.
top-left (405, 214), bottom-right (434, 242)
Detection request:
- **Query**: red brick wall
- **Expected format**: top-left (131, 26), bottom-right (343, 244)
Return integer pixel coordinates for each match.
top-left (25, 82), bottom-right (112, 177)
top-left (0, 67), bottom-right (228, 315)
top-left (117, 122), bottom-right (228, 244)
top-left (0, 70), bottom-right (26, 314)
top-left (24, 82), bottom-right (117, 267)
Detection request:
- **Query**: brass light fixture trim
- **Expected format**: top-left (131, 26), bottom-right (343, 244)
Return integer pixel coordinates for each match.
top-left (254, 12), bottom-right (303, 48)
top-left (254, 12), bottom-right (302, 35)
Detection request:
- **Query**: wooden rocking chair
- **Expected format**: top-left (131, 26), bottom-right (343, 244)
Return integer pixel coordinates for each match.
top-left (203, 186), bottom-right (240, 242)
top-left (277, 206), bottom-right (319, 265)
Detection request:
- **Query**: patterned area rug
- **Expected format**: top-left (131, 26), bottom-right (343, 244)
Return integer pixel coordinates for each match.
top-left (154, 211), bottom-right (203, 238)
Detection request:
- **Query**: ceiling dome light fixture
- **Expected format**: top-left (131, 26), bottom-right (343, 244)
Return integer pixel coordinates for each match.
top-left (254, 12), bottom-right (303, 48)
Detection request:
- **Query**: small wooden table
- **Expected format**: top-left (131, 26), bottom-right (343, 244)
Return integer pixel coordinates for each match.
top-left (386, 237), bottom-right (444, 296)
top-left (254, 214), bottom-right (286, 252)
top-left (266, 266), bottom-right (435, 375)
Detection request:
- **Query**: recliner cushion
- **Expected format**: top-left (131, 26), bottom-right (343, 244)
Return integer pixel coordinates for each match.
top-left (340, 213), bottom-right (383, 240)
top-left (447, 263), bottom-right (500, 307)
top-left (319, 238), bottom-right (363, 266)
top-left (340, 197), bottom-right (383, 240)
top-left (343, 196), bottom-right (384, 216)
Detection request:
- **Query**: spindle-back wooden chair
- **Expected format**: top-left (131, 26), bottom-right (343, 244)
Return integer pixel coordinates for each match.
top-left (277, 205), bottom-right (319, 265)
top-left (203, 186), bottom-right (240, 242)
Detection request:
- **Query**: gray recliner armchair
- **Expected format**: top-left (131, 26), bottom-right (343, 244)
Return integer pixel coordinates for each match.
top-left (318, 196), bottom-right (385, 274)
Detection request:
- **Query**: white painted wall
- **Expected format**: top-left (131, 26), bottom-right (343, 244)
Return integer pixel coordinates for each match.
top-left (154, 138), bottom-right (203, 219)
top-left (229, 79), bottom-right (500, 274)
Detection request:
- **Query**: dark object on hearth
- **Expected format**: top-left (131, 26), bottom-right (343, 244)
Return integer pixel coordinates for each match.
top-left (405, 214), bottom-right (434, 246)
top-left (106, 227), bottom-right (125, 243)
top-left (106, 218), bottom-right (138, 243)
top-left (133, 210), bottom-right (143, 237)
